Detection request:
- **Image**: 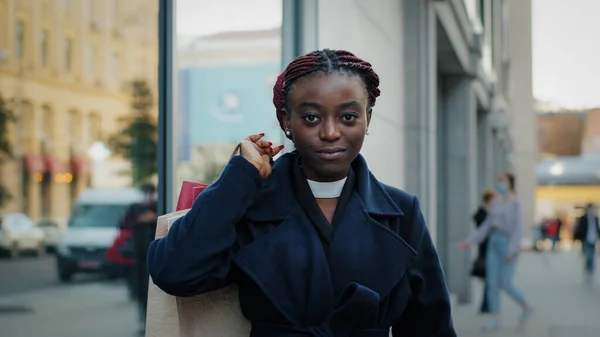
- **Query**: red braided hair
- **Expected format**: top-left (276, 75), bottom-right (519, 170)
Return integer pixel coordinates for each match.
top-left (273, 49), bottom-right (381, 137)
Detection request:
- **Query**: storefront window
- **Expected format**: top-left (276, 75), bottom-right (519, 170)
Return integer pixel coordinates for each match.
top-left (171, 0), bottom-right (283, 205)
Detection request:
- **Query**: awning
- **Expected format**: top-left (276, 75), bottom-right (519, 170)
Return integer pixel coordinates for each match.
top-left (44, 155), bottom-right (70, 174)
top-left (23, 155), bottom-right (46, 173)
top-left (70, 156), bottom-right (90, 174)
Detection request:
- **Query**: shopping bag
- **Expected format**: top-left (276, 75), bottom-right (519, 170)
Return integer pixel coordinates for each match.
top-left (145, 181), bottom-right (251, 337)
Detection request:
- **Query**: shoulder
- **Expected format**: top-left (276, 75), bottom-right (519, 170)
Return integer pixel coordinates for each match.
top-left (380, 183), bottom-right (419, 215)
top-left (378, 183), bottom-right (428, 242)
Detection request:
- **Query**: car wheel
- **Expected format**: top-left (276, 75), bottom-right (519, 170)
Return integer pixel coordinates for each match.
top-left (58, 269), bottom-right (74, 282)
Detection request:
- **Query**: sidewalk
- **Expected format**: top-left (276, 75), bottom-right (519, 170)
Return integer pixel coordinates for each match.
top-left (452, 251), bottom-right (600, 337)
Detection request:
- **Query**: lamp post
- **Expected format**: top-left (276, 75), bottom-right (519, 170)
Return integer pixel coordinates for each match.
top-left (87, 141), bottom-right (111, 188)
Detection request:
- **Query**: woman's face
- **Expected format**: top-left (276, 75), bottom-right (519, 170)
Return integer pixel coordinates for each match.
top-left (284, 73), bottom-right (371, 182)
top-left (498, 174), bottom-right (509, 187)
top-left (496, 174), bottom-right (510, 194)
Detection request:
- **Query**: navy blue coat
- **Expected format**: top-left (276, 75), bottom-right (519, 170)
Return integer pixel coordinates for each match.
top-left (148, 153), bottom-right (456, 336)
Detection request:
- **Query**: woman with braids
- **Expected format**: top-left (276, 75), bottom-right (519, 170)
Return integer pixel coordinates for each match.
top-left (148, 49), bottom-right (456, 336)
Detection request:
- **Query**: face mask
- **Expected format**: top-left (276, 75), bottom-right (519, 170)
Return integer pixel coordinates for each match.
top-left (496, 183), bottom-right (507, 195)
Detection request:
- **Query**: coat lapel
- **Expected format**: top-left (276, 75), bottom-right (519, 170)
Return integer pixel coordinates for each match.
top-left (232, 153), bottom-right (417, 327)
top-left (233, 153), bottom-right (336, 325)
top-left (328, 155), bottom-right (417, 299)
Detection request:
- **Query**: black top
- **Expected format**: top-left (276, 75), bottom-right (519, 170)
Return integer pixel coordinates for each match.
top-left (292, 158), bottom-right (356, 245)
top-left (473, 207), bottom-right (489, 257)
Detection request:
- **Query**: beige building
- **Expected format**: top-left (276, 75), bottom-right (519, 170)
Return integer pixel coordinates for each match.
top-left (0, 0), bottom-right (158, 227)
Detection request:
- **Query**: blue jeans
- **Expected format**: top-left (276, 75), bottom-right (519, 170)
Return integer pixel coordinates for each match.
top-left (485, 232), bottom-right (527, 314)
top-left (583, 242), bottom-right (596, 273)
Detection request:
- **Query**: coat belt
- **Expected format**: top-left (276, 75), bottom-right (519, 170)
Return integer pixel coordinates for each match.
top-left (250, 282), bottom-right (389, 337)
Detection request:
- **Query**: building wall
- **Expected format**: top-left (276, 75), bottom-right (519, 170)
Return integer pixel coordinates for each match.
top-left (507, 0), bottom-right (536, 234)
top-left (0, 0), bottom-right (158, 225)
top-left (317, 0), bottom-right (405, 189)
top-left (537, 113), bottom-right (585, 157)
top-left (582, 109), bottom-right (600, 156)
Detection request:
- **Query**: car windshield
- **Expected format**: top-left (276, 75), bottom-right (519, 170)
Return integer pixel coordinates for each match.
top-left (69, 204), bottom-right (130, 228)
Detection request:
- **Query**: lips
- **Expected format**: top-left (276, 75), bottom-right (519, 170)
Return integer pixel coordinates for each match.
top-left (315, 147), bottom-right (346, 160)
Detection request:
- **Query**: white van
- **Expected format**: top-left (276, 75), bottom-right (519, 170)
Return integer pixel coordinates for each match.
top-left (55, 188), bottom-right (145, 281)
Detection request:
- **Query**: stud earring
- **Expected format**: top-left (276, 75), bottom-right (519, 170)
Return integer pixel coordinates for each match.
top-left (285, 129), bottom-right (292, 137)
top-left (365, 128), bottom-right (370, 135)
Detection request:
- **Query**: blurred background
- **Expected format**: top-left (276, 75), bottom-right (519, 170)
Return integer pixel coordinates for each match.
top-left (0, 0), bottom-right (599, 336)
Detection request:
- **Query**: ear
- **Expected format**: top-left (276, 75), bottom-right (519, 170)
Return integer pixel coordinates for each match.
top-left (282, 108), bottom-right (292, 130)
top-left (366, 107), bottom-right (372, 128)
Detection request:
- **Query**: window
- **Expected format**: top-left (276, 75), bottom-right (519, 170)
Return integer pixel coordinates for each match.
top-left (86, 45), bottom-right (96, 80)
top-left (109, 52), bottom-right (119, 85)
top-left (170, 0), bottom-right (283, 208)
top-left (38, 106), bottom-right (46, 139)
top-left (67, 110), bottom-right (76, 144)
top-left (109, 0), bottom-right (119, 27)
top-left (87, 0), bottom-right (95, 21)
top-left (479, 0), bottom-right (486, 28)
top-left (39, 106), bottom-right (54, 142)
top-left (64, 38), bottom-right (72, 71)
top-left (88, 112), bottom-right (101, 142)
top-left (16, 20), bottom-right (24, 58)
top-left (40, 30), bottom-right (49, 67)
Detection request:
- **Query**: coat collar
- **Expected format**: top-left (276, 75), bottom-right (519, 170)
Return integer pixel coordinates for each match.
top-left (244, 151), bottom-right (403, 222)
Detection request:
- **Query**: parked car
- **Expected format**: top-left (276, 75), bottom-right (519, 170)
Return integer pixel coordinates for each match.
top-left (0, 213), bottom-right (46, 258)
top-left (38, 219), bottom-right (61, 252)
top-left (55, 188), bottom-right (145, 282)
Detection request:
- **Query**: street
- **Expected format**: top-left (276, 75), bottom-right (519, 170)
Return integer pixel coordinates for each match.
top-left (0, 251), bottom-right (599, 337)
top-left (0, 255), bottom-right (139, 337)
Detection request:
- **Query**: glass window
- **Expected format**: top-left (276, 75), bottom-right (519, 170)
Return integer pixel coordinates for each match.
top-left (87, 0), bottom-right (95, 23)
top-left (171, 0), bottom-right (283, 207)
top-left (85, 45), bottom-right (96, 81)
top-left (68, 204), bottom-right (129, 228)
top-left (108, 52), bottom-right (119, 86)
top-left (109, 0), bottom-right (119, 27)
top-left (40, 30), bottom-right (49, 67)
top-left (64, 38), bottom-right (72, 71)
top-left (16, 20), bottom-right (24, 58)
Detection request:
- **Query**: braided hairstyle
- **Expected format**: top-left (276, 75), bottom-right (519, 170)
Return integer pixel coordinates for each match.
top-left (273, 49), bottom-right (381, 139)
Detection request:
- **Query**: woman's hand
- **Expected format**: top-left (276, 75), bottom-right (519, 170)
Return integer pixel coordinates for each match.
top-left (240, 133), bottom-right (284, 179)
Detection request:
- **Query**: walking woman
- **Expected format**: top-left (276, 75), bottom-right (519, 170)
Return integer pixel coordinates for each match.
top-left (148, 49), bottom-right (456, 336)
top-left (461, 173), bottom-right (533, 330)
top-left (472, 189), bottom-right (496, 313)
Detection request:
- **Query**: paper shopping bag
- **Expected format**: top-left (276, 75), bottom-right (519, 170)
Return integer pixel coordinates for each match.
top-left (145, 181), bottom-right (251, 337)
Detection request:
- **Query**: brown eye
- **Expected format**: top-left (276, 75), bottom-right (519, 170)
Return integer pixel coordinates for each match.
top-left (302, 114), bottom-right (320, 123)
top-left (342, 113), bottom-right (358, 121)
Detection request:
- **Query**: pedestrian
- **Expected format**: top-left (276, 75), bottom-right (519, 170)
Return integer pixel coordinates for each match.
top-left (472, 189), bottom-right (496, 314)
top-left (460, 173), bottom-right (533, 331)
top-left (147, 49), bottom-right (457, 336)
top-left (573, 203), bottom-right (599, 275)
top-left (119, 183), bottom-right (157, 335)
top-left (546, 213), bottom-right (563, 252)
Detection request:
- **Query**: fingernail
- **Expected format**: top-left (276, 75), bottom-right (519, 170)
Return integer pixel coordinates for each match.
top-left (279, 145), bottom-right (285, 149)
top-left (259, 133), bottom-right (265, 137)
top-left (268, 142), bottom-right (273, 146)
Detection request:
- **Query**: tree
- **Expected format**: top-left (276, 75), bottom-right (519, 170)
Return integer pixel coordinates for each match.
top-left (0, 93), bottom-right (16, 207)
top-left (109, 79), bottom-right (158, 186)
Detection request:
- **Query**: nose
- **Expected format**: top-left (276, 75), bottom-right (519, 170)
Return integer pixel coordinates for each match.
top-left (319, 118), bottom-right (341, 142)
